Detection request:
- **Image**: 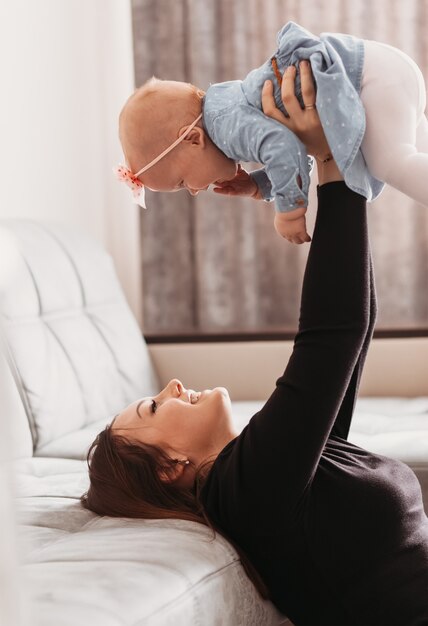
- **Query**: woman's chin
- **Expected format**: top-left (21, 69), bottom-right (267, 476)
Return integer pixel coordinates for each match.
top-left (200, 387), bottom-right (231, 415)
top-left (214, 386), bottom-right (230, 399)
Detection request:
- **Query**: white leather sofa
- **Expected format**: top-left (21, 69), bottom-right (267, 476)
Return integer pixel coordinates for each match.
top-left (1, 220), bottom-right (427, 626)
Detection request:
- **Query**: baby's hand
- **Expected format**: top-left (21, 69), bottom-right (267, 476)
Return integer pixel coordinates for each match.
top-left (274, 209), bottom-right (311, 244)
top-left (213, 164), bottom-right (262, 199)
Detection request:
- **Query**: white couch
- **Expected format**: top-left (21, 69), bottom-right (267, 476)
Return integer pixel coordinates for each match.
top-left (1, 220), bottom-right (427, 626)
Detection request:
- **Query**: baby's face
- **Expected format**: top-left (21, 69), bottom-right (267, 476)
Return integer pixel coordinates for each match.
top-left (130, 127), bottom-right (238, 197)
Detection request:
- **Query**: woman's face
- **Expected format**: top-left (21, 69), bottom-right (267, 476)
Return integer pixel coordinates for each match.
top-left (111, 379), bottom-right (238, 468)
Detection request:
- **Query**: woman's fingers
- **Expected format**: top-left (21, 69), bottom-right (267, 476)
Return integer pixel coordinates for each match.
top-left (261, 80), bottom-right (290, 127)
top-left (299, 60), bottom-right (316, 108)
top-left (263, 64), bottom-right (311, 129)
top-left (262, 59), bottom-right (330, 158)
top-left (280, 66), bottom-right (302, 120)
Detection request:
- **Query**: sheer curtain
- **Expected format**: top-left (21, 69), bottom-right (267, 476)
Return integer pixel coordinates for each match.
top-left (131, 0), bottom-right (428, 333)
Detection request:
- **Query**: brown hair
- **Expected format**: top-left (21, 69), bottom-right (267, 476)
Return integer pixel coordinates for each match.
top-left (81, 423), bottom-right (269, 599)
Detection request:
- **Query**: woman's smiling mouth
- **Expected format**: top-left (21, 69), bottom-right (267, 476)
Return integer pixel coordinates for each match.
top-left (189, 391), bottom-right (201, 404)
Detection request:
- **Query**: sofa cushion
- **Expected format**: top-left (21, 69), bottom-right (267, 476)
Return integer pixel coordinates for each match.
top-left (0, 221), bottom-right (159, 456)
top-left (0, 345), bottom-right (33, 459)
top-left (14, 457), bottom-right (287, 626)
top-left (34, 417), bottom-right (114, 459)
top-left (232, 397), bottom-right (428, 462)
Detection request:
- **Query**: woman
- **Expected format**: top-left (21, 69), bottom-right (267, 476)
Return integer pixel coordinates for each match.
top-left (82, 66), bottom-right (428, 625)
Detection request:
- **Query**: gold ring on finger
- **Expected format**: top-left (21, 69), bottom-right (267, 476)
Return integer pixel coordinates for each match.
top-left (304, 104), bottom-right (316, 110)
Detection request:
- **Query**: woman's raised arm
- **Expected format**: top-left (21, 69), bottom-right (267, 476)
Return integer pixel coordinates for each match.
top-left (220, 67), bottom-right (371, 522)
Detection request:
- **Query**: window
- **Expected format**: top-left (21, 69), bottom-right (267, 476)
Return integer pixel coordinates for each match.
top-left (131, 0), bottom-right (428, 338)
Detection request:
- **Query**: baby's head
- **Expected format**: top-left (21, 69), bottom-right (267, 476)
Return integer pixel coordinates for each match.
top-left (118, 77), bottom-right (237, 197)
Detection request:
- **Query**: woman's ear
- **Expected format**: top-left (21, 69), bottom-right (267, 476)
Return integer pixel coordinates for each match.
top-left (157, 459), bottom-right (189, 484)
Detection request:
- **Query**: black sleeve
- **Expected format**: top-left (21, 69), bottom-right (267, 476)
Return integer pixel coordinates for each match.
top-left (225, 182), bottom-right (372, 519)
top-left (330, 255), bottom-right (377, 440)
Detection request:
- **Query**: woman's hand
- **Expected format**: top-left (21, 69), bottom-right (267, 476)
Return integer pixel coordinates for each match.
top-left (213, 164), bottom-right (262, 199)
top-left (261, 61), bottom-right (331, 162)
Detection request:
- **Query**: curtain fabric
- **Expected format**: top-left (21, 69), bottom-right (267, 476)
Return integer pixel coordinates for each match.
top-left (131, 0), bottom-right (428, 333)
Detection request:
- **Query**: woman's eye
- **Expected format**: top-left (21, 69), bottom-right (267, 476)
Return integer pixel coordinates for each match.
top-left (151, 399), bottom-right (157, 414)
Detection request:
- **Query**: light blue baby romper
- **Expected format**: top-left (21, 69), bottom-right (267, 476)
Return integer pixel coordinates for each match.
top-left (202, 21), bottom-right (384, 213)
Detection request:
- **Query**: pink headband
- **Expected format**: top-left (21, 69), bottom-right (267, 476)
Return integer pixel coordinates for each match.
top-left (113, 113), bottom-right (203, 209)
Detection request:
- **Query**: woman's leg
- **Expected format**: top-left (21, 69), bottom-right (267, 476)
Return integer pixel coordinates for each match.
top-left (330, 255), bottom-right (377, 440)
top-left (360, 41), bottom-right (428, 206)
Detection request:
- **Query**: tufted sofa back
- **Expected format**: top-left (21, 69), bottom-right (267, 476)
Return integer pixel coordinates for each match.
top-left (0, 220), bottom-right (159, 459)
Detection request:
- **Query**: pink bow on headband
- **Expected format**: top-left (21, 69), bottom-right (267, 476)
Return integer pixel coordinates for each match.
top-left (113, 165), bottom-right (147, 209)
top-left (113, 113), bottom-right (203, 209)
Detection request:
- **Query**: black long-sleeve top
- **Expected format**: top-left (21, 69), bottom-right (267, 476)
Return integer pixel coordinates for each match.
top-left (200, 183), bottom-right (428, 625)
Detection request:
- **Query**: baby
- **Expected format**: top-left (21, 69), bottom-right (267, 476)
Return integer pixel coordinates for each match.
top-left (115, 21), bottom-right (428, 244)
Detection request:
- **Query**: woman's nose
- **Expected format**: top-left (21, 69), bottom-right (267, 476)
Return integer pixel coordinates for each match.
top-left (164, 378), bottom-right (184, 397)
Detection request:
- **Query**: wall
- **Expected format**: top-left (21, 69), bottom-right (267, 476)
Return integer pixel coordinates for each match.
top-left (0, 0), bottom-right (142, 325)
top-left (149, 337), bottom-right (428, 400)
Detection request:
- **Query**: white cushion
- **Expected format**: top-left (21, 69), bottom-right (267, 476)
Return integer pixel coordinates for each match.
top-left (34, 417), bottom-right (113, 459)
top-left (14, 457), bottom-right (287, 626)
top-left (0, 220), bottom-right (159, 456)
top-left (347, 396), bottom-right (428, 462)
top-left (231, 397), bottom-right (428, 463)
top-left (0, 345), bottom-right (33, 458)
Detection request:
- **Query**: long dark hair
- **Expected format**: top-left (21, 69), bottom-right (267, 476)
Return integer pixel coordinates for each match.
top-left (81, 423), bottom-right (269, 599)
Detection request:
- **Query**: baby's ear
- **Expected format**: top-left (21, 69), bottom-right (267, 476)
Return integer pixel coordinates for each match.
top-left (187, 126), bottom-right (206, 147)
